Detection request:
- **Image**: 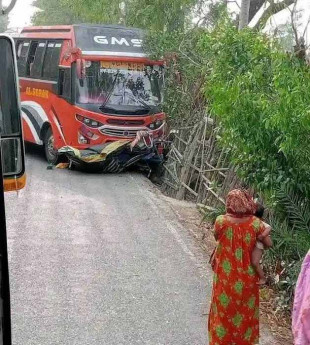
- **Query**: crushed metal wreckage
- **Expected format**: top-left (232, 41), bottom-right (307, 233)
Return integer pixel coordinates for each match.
top-left (57, 131), bottom-right (167, 174)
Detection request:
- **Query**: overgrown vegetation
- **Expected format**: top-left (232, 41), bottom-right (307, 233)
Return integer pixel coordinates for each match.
top-left (32, 0), bottom-right (197, 31)
top-left (201, 26), bottom-right (310, 301)
top-left (203, 26), bottom-right (310, 195)
top-left (148, 21), bottom-right (310, 311)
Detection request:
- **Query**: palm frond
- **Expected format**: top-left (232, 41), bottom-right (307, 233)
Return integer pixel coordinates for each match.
top-left (276, 186), bottom-right (310, 233)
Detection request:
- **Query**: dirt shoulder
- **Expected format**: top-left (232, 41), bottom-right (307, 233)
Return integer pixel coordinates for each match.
top-left (160, 194), bottom-right (293, 345)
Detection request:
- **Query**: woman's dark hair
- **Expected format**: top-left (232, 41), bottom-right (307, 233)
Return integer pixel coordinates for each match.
top-left (255, 202), bottom-right (265, 219)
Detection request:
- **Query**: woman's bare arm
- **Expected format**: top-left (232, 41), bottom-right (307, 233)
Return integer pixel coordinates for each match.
top-left (261, 234), bottom-right (272, 248)
top-left (257, 224), bottom-right (271, 241)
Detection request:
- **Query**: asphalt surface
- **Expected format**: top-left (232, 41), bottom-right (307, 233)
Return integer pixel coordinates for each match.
top-left (5, 146), bottom-right (210, 345)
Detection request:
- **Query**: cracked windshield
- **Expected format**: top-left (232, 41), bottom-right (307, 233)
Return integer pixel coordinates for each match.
top-left (0, 0), bottom-right (309, 344)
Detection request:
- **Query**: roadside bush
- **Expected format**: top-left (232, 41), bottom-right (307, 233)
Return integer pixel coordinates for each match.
top-left (146, 28), bottom-right (208, 126)
top-left (148, 22), bottom-right (310, 311)
top-left (201, 25), bottom-right (310, 195)
top-left (200, 24), bottom-right (310, 310)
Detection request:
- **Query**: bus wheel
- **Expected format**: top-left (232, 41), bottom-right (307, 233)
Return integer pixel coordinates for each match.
top-left (44, 128), bottom-right (58, 164)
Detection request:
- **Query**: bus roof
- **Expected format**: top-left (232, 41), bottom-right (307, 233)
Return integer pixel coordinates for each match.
top-left (20, 24), bottom-right (147, 58)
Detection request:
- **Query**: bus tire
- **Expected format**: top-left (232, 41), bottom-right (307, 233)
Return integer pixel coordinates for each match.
top-left (43, 127), bottom-right (59, 164)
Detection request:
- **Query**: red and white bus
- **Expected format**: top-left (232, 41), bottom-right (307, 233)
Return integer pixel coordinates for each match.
top-left (13, 24), bottom-right (165, 163)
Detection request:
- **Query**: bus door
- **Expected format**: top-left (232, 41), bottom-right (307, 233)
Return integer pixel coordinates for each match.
top-left (0, 34), bottom-right (26, 345)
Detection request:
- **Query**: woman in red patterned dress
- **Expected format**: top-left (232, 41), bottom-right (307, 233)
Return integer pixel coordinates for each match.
top-left (208, 189), bottom-right (272, 345)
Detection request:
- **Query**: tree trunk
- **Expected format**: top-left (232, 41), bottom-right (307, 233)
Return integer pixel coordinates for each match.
top-left (249, 0), bottom-right (265, 22)
top-left (239, 0), bottom-right (251, 30)
top-left (1, 0), bottom-right (17, 15)
top-left (0, 14), bottom-right (8, 32)
top-left (250, 0), bottom-right (295, 30)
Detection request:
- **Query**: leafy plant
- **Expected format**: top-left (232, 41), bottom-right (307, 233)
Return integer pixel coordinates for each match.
top-left (149, 21), bottom-right (310, 310)
top-left (276, 186), bottom-right (310, 234)
top-left (202, 204), bottom-right (226, 224)
top-left (32, 0), bottom-right (199, 32)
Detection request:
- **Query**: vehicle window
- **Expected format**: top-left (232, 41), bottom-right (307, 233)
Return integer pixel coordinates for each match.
top-left (1, 138), bottom-right (22, 176)
top-left (16, 41), bottom-right (30, 77)
top-left (0, 38), bottom-right (21, 135)
top-left (59, 68), bottom-right (71, 100)
top-left (42, 41), bottom-right (62, 80)
top-left (26, 41), bottom-right (38, 77)
top-left (31, 41), bottom-right (46, 79)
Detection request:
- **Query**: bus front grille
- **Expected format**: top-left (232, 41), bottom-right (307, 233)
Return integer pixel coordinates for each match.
top-left (107, 119), bottom-right (145, 126)
top-left (100, 127), bottom-right (141, 138)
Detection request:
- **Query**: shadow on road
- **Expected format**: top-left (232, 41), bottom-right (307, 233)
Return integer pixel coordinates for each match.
top-left (25, 143), bottom-right (46, 163)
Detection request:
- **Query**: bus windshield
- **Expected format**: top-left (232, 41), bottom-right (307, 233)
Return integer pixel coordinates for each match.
top-left (75, 61), bottom-right (164, 110)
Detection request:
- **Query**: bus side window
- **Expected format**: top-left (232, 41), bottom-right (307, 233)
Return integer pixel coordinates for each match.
top-left (42, 41), bottom-right (62, 80)
top-left (16, 41), bottom-right (30, 77)
top-left (59, 68), bottom-right (71, 101)
top-left (26, 41), bottom-right (38, 77)
top-left (31, 41), bottom-right (46, 79)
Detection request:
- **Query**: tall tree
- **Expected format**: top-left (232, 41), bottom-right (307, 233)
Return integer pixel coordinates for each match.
top-left (31, 0), bottom-right (297, 38)
top-left (239, 0), bottom-right (251, 29)
top-left (249, 0), bottom-right (295, 29)
top-left (62, 0), bottom-right (123, 26)
top-left (32, 0), bottom-right (82, 25)
top-left (124, 0), bottom-right (197, 31)
top-left (249, 0), bottom-right (265, 22)
top-left (199, 1), bottom-right (229, 28)
top-left (0, 0), bottom-right (16, 31)
top-left (0, 14), bottom-right (8, 32)
top-left (32, 0), bottom-right (197, 32)
top-left (0, 0), bottom-right (17, 15)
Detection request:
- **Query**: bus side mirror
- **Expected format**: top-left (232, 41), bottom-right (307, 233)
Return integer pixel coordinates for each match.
top-left (0, 35), bottom-right (26, 192)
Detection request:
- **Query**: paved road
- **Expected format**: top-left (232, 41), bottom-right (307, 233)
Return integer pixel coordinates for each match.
top-left (5, 146), bottom-right (210, 345)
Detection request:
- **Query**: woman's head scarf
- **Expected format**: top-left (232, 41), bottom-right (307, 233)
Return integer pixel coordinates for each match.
top-left (226, 189), bottom-right (256, 216)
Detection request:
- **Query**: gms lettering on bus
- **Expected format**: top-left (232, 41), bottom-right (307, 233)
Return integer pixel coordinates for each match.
top-left (93, 36), bottom-right (143, 47)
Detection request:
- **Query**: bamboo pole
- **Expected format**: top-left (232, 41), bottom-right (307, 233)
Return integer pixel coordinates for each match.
top-left (175, 123), bottom-right (200, 200)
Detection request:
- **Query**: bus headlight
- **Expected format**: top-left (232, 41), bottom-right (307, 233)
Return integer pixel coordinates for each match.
top-left (76, 114), bottom-right (103, 128)
top-left (147, 119), bottom-right (164, 130)
top-left (78, 133), bottom-right (89, 144)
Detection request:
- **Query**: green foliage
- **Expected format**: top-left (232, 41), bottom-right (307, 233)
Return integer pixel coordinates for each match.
top-left (32, 0), bottom-right (83, 25)
top-left (198, 24), bottom-right (310, 307)
top-left (263, 214), bottom-right (308, 308)
top-left (125, 0), bottom-right (197, 31)
top-left (149, 21), bottom-right (310, 310)
top-left (202, 25), bottom-right (310, 196)
top-left (276, 186), bottom-right (310, 234)
top-left (60, 0), bottom-right (123, 25)
top-left (202, 1), bottom-right (230, 28)
top-left (32, 0), bottom-right (198, 31)
top-left (202, 205), bottom-right (226, 224)
top-left (147, 28), bottom-right (207, 125)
